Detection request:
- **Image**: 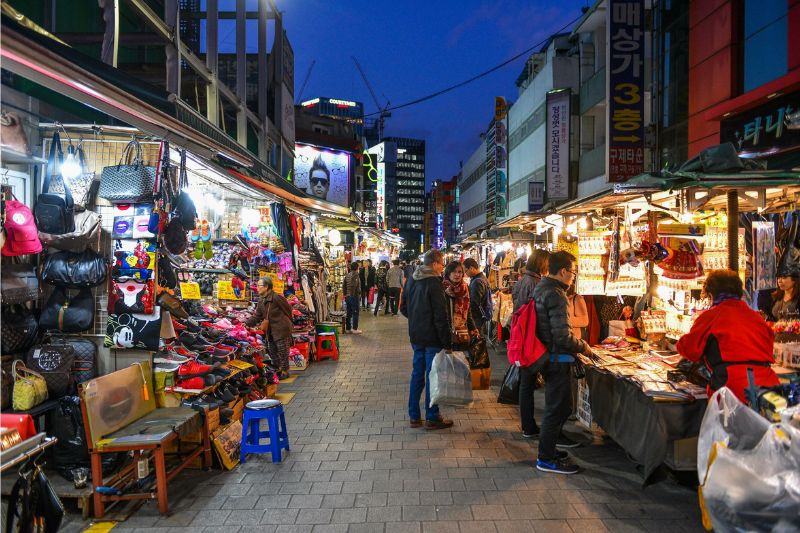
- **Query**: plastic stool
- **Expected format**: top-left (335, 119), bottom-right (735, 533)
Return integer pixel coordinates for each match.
top-left (315, 332), bottom-right (339, 361)
top-left (316, 322), bottom-right (340, 349)
top-left (240, 399), bottom-right (290, 463)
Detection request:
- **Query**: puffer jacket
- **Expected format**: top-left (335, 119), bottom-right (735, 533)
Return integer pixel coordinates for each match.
top-left (512, 270), bottom-right (541, 313)
top-left (400, 266), bottom-right (451, 349)
top-left (532, 276), bottom-right (588, 356)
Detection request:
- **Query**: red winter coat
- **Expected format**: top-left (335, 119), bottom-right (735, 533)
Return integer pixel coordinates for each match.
top-left (676, 299), bottom-right (779, 403)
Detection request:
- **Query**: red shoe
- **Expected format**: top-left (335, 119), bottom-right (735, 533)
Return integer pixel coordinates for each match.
top-left (176, 377), bottom-right (205, 389)
top-left (178, 361), bottom-right (212, 378)
top-left (172, 346), bottom-right (197, 357)
top-left (171, 319), bottom-right (187, 332)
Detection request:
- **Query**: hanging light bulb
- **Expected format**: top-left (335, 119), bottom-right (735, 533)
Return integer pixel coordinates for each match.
top-left (328, 229), bottom-right (342, 246)
top-left (60, 150), bottom-right (82, 181)
top-left (310, 214), bottom-right (318, 223)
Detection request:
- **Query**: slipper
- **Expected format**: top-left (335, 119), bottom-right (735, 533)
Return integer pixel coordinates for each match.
top-left (200, 219), bottom-right (211, 242)
top-left (204, 239), bottom-right (214, 260)
top-left (194, 240), bottom-right (204, 260)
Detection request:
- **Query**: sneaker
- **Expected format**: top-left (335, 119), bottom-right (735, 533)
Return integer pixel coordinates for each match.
top-left (424, 418), bottom-right (454, 430)
top-left (178, 360), bottom-right (212, 379)
top-left (153, 351), bottom-right (189, 365)
top-left (409, 419), bottom-right (423, 428)
top-left (536, 458), bottom-right (579, 475)
top-left (555, 450), bottom-right (569, 460)
top-left (522, 428), bottom-right (540, 439)
top-left (351, 329), bottom-right (363, 335)
top-left (176, 376), bottom-right (205, 389)
top-left (155, 362), bottom-right (181, 373)
top-left (556, 435), bottom-right (582, 449)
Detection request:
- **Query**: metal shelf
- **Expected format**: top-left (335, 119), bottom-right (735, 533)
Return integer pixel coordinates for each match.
top-left (0, 435), bottom-right (57, 473)
top-left (1, 147), bottom-right (47, 165)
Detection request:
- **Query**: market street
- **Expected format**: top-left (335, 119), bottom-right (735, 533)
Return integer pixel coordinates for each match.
top-left (112, 312), bottom-right (703, 533)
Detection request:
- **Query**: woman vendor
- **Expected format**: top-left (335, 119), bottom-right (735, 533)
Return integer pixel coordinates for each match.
top-left (676, 269), bottom-right (779, 403)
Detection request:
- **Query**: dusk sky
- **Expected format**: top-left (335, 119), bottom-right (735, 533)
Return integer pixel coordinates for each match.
top-left (277, 0), bottom-right (590, 189)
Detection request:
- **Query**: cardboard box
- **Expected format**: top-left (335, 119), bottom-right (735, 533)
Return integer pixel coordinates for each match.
top-left (206, 406), bottom-right (220, 432)
top-left (230, 398), bottom-right (244, 422)
top-left (471, 368), bottom-right (491, 390)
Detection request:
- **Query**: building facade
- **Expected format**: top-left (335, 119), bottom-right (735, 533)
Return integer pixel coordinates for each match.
top-left (299, 97), bottom-right (365, 139)
top-left (384, 137), bottom-right (426, 252)
top-left (458, 137), bottom-right (489, 236)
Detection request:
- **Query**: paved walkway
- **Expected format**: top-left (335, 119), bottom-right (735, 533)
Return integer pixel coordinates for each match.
top-left (114, 312), bottom-right (703, 533)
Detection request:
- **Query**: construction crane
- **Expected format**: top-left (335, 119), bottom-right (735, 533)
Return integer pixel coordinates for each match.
top-left (296, 60), bottom-right (315, 104)
top-left (351, 56), bottom-right (391, 142)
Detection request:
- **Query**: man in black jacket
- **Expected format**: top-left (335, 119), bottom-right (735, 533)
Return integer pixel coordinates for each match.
top-left (532, 251), bottom-right (594, 475)
top-left (464, 258), bottom-right (491, 334)
top-left (400, 249), bottom-right (453, 430)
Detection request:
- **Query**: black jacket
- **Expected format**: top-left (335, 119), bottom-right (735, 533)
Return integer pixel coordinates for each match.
top-left (400, 267), bottom-right (451, 349)
top-left (532, 276), bottom-right (588, 356)
top-left (468, 272), bottom-right (491, 324)
top-left (360, 266), bottom-right (376, 288)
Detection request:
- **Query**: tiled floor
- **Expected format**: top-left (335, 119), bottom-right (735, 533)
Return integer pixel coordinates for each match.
top-left (111, 312), bottom-right (703, 532)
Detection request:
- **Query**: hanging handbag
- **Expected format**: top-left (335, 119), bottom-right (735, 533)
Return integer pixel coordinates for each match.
top-left (172, 150), bottom-right (197, 230)
top-left (35, 134), bottom-right (76, 235)
top-left (108, 278), bottom-right (155, 315)
top-left (1, 263), bottom-right (40, 303)
top-left (1, 304), bottom-right (40, 354)
top-left (26, 341), bottom-right (75, 398)
top-left (33, 466), bottom-right (65, 533)
top-left (104, 307), bottom-right (162, 351)
top-left (45, 144), bottom-right (96, 211)
top-left (163, 217), bottom-right (188, 254)
top-left (98, 138), bottom-right (156, 202)
top-left (11, 360), bottom-right (48, 411)
top-left (38, 209), bottom-right (101, 253)
top-left (41, 248), bottom-right (107, 288)
top-left (40, 287), bottom-right (95, 333)
top-left (0, 111), bottom-right (31, 155)
top-left (1, 364), bottom-right (12, 410)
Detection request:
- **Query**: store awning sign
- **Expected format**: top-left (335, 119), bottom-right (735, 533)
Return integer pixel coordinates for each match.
top-left (720, 90), bottom-right (799, 157)
top-left (607, 0), bottom-right (645, 183)
top-left (546, 89), bottom-right (571, 200)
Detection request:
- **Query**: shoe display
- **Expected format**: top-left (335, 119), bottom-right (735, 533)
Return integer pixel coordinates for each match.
top-left (176, 377), bottom-right (205, 389)
top-left (178, 361), bottom-right (213, 379)
top-left (536, 458), bottom-right (580, 475)
top-left (153, 350), bottom-right (189, 365)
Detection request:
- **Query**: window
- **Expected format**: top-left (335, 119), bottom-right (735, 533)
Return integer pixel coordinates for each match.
top-left (743, 0), bottom-right (788, 92)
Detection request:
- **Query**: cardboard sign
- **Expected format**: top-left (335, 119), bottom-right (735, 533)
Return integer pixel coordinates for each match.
top-left (179, 282), bottom-right (201, 300)
top-left (217, 280), bottom-right (246, 301)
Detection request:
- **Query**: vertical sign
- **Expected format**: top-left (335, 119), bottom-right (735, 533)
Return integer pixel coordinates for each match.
top-left (528, 181), bottom-right (545, 211)
top-left (376, 162), bottom-right (386, 230)
top-left (435, 213), bottom-right (444, 249)
top-left (545, 89), bottom-right (571, 201)
top-left (607, 0), bottom-right (645, 182)
top-left (486, 97), bottom-right (509, 223)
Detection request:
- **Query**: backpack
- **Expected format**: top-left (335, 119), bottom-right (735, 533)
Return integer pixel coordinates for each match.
top-left (1, 198), bottom-right (43, 256)
top-left (506, 298), bottom-right (547, 368)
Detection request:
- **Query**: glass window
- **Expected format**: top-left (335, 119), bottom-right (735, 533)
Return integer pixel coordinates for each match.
top-left (743, 0), bottom-right (787, 92)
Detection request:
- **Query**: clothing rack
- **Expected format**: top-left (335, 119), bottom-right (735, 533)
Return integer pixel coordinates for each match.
top-left (0, 435), bottom-right (57, 473)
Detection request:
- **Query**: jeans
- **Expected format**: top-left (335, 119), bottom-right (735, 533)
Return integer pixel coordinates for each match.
top-left (538, 361), bottom-right (573, 461)
top-left (519, 365), bottom-right (539, 434)
top-left (345, 296), bottom-right (360, 331)
top-left (408, 344), bottom-right (441, 421)
top-left (388, 287), bottom-right (401, 315)
top-left (374, 288), bottom-right (389, 315)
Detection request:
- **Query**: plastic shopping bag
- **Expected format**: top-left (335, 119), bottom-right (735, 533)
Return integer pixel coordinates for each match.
top-left (497, 365), bottom-right (520, 405)
top-left (698, 387), bottom-right (800, 532)
top-left (428, 350), bottom-right (473, 408)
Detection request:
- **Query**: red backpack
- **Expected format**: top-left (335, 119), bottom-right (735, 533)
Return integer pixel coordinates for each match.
top-left (2, 199), bottom-right (42, 256)
top-left (506, 298), bottom-right (547, 367)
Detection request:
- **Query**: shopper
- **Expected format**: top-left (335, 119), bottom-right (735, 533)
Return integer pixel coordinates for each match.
top-left (533, 251), bottom-right (594, 475)
top-left (387, 259), bottom-right (405, 316)
top-left (374, 260), bottom-right (390, 316)
top-left (400, 249), bottom-right (453, 430)
top-left (343, 262), bottom-right (362, 334)
top-left (247, 277), bottom-right (294, 379)
top-left (464, 258), bottom-right (492, 335)
top-left (677, 269), bottom-right (779, 403)
top-left (443, 261), bottom-right (479, 349)
top-left (403, 260), bottom-right (416, 280)
top-left (360, 259), bottom-right (376, 310)
top-left (512, 249), bottom-right (550, 439)
top-left (771, 271), bottom-right (799, 320)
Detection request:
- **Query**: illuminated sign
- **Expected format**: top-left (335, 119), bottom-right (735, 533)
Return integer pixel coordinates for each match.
top-left (328, 98), bottom-right (357, 107)
top-left (720, 91), bottom-right (799, 156)
top-left (486, 99), bottom-right (508, 223)
top-left (434, 213), bottom-right (444, 249)
top-left (546, 89), bottom-right (570, 201)
top-left (294, 143), bottom-right (351, 207)
top-left (300, 98), bottom-right (320, 107)
top-left (376, 162), bottom-right (386, 230)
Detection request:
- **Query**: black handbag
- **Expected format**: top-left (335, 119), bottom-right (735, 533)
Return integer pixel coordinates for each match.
top-left (40, 287), bottom-right (95, 333)
top-left (158, 254), bottom-right (178, 289)
top-left (61, 337), bottom-right (98, 384)
top-left (41, 248), bottom-right (107, 288)
top-left (1, 304), bottom-right (39, 354)
top-left (1, 263), bottom-right (39, 303)
top-left (34, 133), bottom-right (76, 235)
top-left (26, 341), bottom-right (75, 398)
top-left (467, 337), bottom-right (491, 369)
top-left (45, 144), bottom-right (97, 211)
top-left (6, 463), bottom-right (64, 533)
top-left (98, 138), bottom-right (156, 202)
top-left (172, 150), bottom-right (197, 230)
top-left (163, 218), bottom-right (188, 255)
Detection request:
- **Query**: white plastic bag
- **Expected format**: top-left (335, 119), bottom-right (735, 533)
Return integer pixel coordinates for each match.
top-left (428, 350), bottom-right (473, 408)
top-left (698, 387), bottom-right (800, 532)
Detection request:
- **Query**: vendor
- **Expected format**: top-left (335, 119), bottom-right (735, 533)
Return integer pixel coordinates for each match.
top-left (771, 271), bottom-right (799, 321)
top-left (676, 269), bottom-right (779, 403)
top-left (247, 277), bottom-right (294, 380)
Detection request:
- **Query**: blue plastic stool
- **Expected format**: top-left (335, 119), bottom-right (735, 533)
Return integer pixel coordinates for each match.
top-left (240, 399), bottom-right (290, 463)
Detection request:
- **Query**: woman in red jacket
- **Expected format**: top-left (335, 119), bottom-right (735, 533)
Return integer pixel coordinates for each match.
top-left (676, 269), bottom-right (779, 403)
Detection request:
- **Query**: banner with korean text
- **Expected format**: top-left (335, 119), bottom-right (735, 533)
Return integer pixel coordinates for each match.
top-left (545, 89), bottom-right (571, 201)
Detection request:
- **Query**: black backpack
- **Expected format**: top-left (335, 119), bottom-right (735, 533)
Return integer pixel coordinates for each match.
top-left (35, 133), bottom-right (75, 235)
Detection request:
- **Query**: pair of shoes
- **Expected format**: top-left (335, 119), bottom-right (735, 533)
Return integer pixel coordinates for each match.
top-left (351, 329), bottom-right (363, 335)
top-left (344, 330), bottom-right (351, 334)
top-left (278, 370), bottom-right (291, 380)
top-left (409, 419), bottom-right (423, 428)
top-left (556, 435), bottom-right (582, 449)
top-left (424, 418), bottom-right (454, 430)
top-left (536, 457), bottom-right (579, 475)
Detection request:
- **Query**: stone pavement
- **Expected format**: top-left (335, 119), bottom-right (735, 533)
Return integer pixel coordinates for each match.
top-left (112, 312), bottom-right (704, 533)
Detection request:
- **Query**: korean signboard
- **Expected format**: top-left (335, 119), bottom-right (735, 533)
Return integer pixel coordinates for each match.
top-left (545, 89), bottom-right (571, 200)
top-left (528, 181), bottom-right (545, 211)
top-left (607, 0), bottom-right (645, 182)
top-left (720, 90), bottom-right (799, 158)
top-left (294, 143), bottom-right (351, 207)
top-left (486, 98), bottom-right (509, 223)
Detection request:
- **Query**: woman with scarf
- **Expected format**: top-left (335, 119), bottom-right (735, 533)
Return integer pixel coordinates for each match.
top-left (443, 261), bottom-right (479, 349)
top-left (677, 269), bottom-right (779, 403)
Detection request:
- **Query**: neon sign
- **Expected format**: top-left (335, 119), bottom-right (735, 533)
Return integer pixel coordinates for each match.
top-left (300, 98), bottom-right (320, 107)
top-left (328, 98), bottom-right (357, 107)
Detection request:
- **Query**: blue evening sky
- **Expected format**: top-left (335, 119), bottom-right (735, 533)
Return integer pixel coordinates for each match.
top-left (276, 0), bottom-right (589, 189)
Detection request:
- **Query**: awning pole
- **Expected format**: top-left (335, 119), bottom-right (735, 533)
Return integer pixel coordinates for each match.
top-left (727, 190), bottom-right (739, 271)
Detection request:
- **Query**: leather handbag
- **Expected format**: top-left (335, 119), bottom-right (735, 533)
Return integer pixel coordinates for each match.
top-left (163, 218), bottom-right (188, 254)
top-left (41, 249), bottom-right (107, 288)
top-left (1, 263), bottom-right (39, 303)
top-left (38, 209), bottom-right (101, 253)
top-left (45, 144), bottom-right (96, 211)
top-left (26, 341), bottom-right (75, 398)
top-left (1, 304), bottom-right (40, 354)
top-left (35, 133), bottom-right (76, 235)
top-left (0, 111), bottom-right (31, 155)
top-left (65, 337), bottom-right (97, 385)
top-left (172, 150), bottom-right (197, 230)
top-left (99, 138), bottom-right (156, 202)
top-left (33, 467), bottom-right (65, 533)
top-left (11, 360), bottom-right (48, 411)
top-left (40, 288), bottom-right (95, 333)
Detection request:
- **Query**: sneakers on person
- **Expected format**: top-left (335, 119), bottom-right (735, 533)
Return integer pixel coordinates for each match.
top-left (424, 418), bottom-right (454, 430)
top-left (409, 419), bottom-right (423, 428)
top-left (556, 435), bottom-right (582, 449)
top-left (351, 329), bottom-right (363, 335)
top-left (536, 457), bottom-right (580, 475)
top-left (522, 428), bottom-right (540, 439)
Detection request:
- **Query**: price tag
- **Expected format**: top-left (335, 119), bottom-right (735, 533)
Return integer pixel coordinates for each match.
top-left (179, 282), bottom-right (201, 300)
top-left (217, 280), bottom-right (246, 301)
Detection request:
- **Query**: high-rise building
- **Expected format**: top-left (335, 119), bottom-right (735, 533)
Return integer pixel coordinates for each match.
top-left (298, 97), bottom-right (365, 138)
top-left (384, 137), bottom-right (426, 252)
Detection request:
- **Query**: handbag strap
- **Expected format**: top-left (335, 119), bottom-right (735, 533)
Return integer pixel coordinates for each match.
top-left (118, 138), bottom-right (143, 168)
top-left (43, 132), bottom-right (64, 195)
top-left (179, 149), bottom-right (188, 190)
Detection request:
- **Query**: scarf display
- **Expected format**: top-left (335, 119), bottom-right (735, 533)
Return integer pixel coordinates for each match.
top-left (443, 279), bottom-right (470, 331)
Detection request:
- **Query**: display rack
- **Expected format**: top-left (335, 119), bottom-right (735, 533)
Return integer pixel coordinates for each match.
top-left (0, 434), bottom-right (57, 473)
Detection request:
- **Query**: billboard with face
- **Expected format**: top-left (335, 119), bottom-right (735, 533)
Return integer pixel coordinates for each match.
top-left (294, 143), bottom-right (351, 206)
